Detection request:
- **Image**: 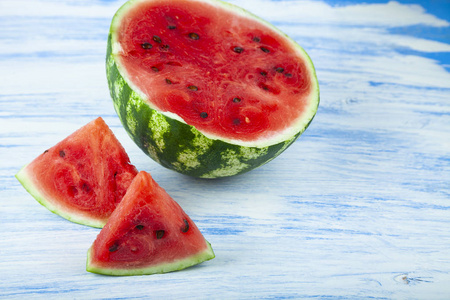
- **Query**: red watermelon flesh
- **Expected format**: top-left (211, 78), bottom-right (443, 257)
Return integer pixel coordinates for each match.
top-left (112, 0), bottom-right (315, 145)
top-left (15, 117), bottom-right (138, 228)
top-left (86, 170), bottom-right (215, 275)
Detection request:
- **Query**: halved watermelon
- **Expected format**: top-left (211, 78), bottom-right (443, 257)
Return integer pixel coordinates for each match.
top-left (86, 170), bottom-right (215, 276)
top-left (15, 117), bottom-right (138, 228)
top-left (107, 0), bottom-right (319, 178)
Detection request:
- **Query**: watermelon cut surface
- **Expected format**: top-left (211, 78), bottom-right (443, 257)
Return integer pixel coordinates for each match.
top-left (107, 0), bottom-right (319, 178)
top-left (86, 171), bottom-right (215, 276)
top-left (16, 117), bottom-right (138, 228)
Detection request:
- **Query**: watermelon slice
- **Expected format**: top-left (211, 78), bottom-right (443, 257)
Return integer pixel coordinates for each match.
top-left (107, 0), bottom-right (320, 178)
top-left (86, 170), bottom-right (215, 276)
top-left (15, 117), bottom-right (138, 228)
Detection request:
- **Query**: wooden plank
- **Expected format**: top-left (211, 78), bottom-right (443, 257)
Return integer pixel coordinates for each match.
top-left (1, 0), bottom-right (449, 298)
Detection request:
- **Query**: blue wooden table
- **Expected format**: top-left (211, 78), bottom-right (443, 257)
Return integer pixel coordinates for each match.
top-left (1, 0), bottom-right (449, 299)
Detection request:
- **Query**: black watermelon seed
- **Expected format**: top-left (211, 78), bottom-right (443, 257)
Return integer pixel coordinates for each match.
top-left (200, 112), bottom-right (208, 118)
top-left (260, 71), bottom-right (268, 76)
top-left (233, 47), bottom-right (244, 53)
top-left (59, 150), bottom-right (65, 158)
top-left (151, 66), bottom-right (159, 72)
top-left (155, 230), bottom-right (165, 239)
top-left (43, 149), bottom-right (49, 154)
top-left (188, 85), bottom-right (198, 91)
top-left (233, 118), bottom-right (241, 125)
top-left (160, 44), bottom-right (170, 51)
top-left (168, 25), bottom-right (176, 30)
top-left (136, 225), bottom-right (144, 230)
top-left (260, 47), bottom-right (270, 53)
top-left (253, 37), bottom-right (261, 43)
top-left (260, 84), bottom-right (270, 91)
top-left (189, 32), bottom-right (200, 40)
top-left (141, 42), bottom-right (152, 49)
top-left (81, 182), bottom-right (90, 193)
top-left (153, 35), bottom-right (162, 43)
top-left (109, 243), bottom-right (119, 252)
top-left (232, 97), bottom-right (241, 103)
top-left (285, 73), bottom-right (293, 78)
top-left (165, 78), bottom-right (172, 84)
top-left (181, 219), bottom-right (189, 233)
top-left (275, 67), bottom-right (284, 73)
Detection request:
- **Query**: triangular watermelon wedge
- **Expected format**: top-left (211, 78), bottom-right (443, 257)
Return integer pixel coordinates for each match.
top-left (15, 117), bottom-right (138, 228)
top-left (86, 171), bottom-right (215, 275)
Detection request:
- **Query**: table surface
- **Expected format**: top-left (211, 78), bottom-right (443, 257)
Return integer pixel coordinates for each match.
top-left (1, 0), bottom-right (449, 299)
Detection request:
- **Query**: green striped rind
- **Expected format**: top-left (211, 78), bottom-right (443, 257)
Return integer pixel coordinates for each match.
top-left (15, 165), bottom-right (106, 228)
top-left (106, 0), bottom-right (319, 178)
top-left (86, 241), bottom-right (215, 276)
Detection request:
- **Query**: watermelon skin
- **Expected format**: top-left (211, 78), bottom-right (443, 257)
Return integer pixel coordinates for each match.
top-left (107, 0), bottom-right (320, 178)
top-left (15, 117), bottom-right (138, 228)
top-left (86, 171), bottom-right (215, 276)
top-left (86, 242), bottom-right (214, 276)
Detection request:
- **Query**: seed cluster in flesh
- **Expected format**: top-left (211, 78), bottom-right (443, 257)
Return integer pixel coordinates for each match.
top-left (114, 0), bottom-right (312, 143)
top-left (89, 171), bottom-right (214, 270)
top-left (108, 218), bottom-right (190, 253)
top-left (16, 118), bottom-right (139, 227)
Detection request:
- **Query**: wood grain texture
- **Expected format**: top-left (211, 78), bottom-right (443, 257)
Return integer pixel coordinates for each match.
top-left (1, 0), bottom-right (449, 299)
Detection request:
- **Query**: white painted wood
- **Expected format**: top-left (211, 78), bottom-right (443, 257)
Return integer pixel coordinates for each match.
top-left (1, 0), bottom-right (449, 299)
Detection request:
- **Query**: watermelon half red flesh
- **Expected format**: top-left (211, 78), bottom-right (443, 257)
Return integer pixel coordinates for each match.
top-left (107, 0), bottom-right (320, 178)
top-left (15, 117), bottom-right (138, 228)
top-left (86, 170), bottom-right (215, 275)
